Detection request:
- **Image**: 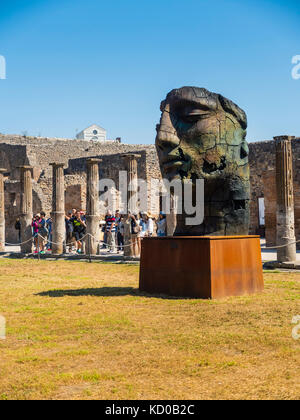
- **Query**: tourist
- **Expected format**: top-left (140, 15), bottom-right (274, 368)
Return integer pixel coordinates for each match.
top-left (80, 210), bottom-right (86, 223)
top-left (115, 211), bottom-right (124, 253)
top-left (156, 212), bottom-right (167, 237)
top-left (15, 218), bottom-right (21, 243)
top-left (118, 214), bottom-right (125, 252)
top-left (146, 213), bottom-right (154, 237)
top-left (46, 216), bottom-right (53, 251)
top-left (130, 213), bottom-right (140, 257)
top-left (32, 214), bottom-right (40, 254)
top-left (106, 210), bottom-right (116, 253)
top-left (70, 210), bottom-right (86, 254)
top-left (38, 211), bottom-right (48, 254)
top-left (139, 213), bottom-right (148, 238)
top-left (115, 210), bottom-right (121, 244)
top-left (101, 213), bottom-right (109, 249)
top-left (137, 212), bottom-right (147, 255)
top-left (65, 211), bottom-right (74, 252)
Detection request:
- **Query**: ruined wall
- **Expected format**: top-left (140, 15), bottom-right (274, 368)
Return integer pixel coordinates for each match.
top-left (0, 135), bottom-right (161, 242)
top-left (248, 141), bottom-right (275, 236)
top-left (0, 134), bottom-right (158, 175)
top-left (248, 137), bottom-right (300, 248)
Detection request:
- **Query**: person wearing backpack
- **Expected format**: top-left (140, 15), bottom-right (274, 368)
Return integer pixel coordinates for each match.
top-left (70, 210), bottom-right (86, 254)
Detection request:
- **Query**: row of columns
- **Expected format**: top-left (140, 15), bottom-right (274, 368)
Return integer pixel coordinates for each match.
top-left (0, 143), bottom-right (297, 262)
top-left (7, 154), bottom-right (140, 256)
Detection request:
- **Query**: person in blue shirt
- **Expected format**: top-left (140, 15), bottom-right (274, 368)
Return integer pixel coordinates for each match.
top-left (139, 213), bottom-right (148, 238)
top-left (156, 212), bottom-right (167, 237)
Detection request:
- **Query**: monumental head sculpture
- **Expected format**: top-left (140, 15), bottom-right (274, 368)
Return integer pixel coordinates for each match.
top-left (155, 86), bottom-right (250, 236)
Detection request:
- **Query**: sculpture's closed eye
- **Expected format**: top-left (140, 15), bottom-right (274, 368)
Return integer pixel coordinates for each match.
top-left (180, 109), bottom-right (211, 124)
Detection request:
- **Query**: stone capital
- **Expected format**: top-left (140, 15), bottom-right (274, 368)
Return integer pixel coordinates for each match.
top-left (86, 158), bottom-right (102, 164)
top-left (274, 135), bottom-right (296, 143)
top-left (17, 165), bottom-right (33, 171)
top-left (50, 162), bottom-right (65, 168)
top-left (121, 153), bottom-right (141, 160)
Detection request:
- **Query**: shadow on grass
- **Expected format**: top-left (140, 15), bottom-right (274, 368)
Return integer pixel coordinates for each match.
top-left (36, 287), bottom-right (191, 300)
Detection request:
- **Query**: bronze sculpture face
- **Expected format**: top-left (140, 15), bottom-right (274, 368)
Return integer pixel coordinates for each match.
top-left (155, 86), bottom-right (250, 236)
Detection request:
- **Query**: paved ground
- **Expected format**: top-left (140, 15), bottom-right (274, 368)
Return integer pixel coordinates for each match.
top-left (2, 245), bottom-right (124, 261)
top-left (4, 240), bottom-right (300, 262)
top-left (260, 239), bottom-right (300, 262)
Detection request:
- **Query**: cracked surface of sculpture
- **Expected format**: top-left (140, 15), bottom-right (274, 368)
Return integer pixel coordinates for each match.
top-left (155, 86), bottom-right (250, 236)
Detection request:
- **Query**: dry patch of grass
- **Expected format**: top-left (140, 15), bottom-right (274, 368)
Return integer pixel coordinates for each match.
top-left (0, 259), bottom-right (299, 400)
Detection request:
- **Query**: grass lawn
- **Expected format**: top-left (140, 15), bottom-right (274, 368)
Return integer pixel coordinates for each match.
top-left (0, 259), bottom-right (299, 400)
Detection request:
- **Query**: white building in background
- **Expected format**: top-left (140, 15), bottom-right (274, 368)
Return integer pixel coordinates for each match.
top-left (76, 124), bottom-right (107, 142)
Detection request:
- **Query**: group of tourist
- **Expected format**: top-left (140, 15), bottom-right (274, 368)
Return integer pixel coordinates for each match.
top-left (102, 210), bottom-right (167, 255)
top-left (27, 209), bottom-right (86, 254)
top-left (24, 208), bottom-right (167, 255)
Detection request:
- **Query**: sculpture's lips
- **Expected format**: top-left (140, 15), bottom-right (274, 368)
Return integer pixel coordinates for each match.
top-left (162, 159), bottom-right (184, 170)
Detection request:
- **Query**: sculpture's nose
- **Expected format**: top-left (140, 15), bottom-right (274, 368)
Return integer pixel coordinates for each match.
top-left (155, 106), bottom-right (180, 155)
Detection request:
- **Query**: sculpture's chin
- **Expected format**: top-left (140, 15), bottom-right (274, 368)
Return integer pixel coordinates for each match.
top-left (174, 209), bottom-right (250, 237)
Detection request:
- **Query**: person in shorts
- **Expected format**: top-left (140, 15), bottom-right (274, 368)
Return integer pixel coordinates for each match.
top-left (70, 210), bottom-right (86, 254)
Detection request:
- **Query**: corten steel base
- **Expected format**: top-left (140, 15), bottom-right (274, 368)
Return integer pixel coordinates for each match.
top-left (139, 236), bottom-right (264, 299)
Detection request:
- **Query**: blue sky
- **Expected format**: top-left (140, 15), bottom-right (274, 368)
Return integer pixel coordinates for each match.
top-left (0, 0), bottom-right (299, 144)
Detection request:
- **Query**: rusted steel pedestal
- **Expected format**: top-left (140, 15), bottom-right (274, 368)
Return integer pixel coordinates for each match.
top-left (139, 236), bottom-right (264, 299)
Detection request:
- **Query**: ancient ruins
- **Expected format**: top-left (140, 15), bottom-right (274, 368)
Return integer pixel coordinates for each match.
top-left (0, 129), bottom-right (299, 249)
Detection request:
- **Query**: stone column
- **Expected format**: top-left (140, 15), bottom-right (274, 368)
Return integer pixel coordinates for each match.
top-left (50, 163), bottom-right (65, 255)
top-left (0, 169), bottom-right (7, 252)
top-left (274, 136), bottom-right (296, 262)
top-left (86, 158), bottom-right (101, 255)
top-left (122, 154), bottom-right (140, 257)
top-left (19, 166), bottom-right (33, 253)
